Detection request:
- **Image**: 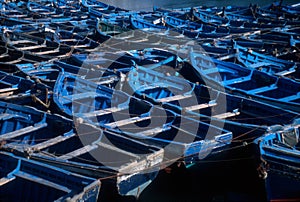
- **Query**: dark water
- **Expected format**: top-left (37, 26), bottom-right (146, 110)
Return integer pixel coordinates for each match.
top-left (101, 0), bottom-right (300, 11)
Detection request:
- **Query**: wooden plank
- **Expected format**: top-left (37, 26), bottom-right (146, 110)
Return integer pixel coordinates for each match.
top-left (34, 50), bottom-right (60, 55)
top-left (18, 44), bottom-right (47, 51)
top-left (10, 40), bottom-right (37, 45)
top-left (0, 113), bottom-right (16, 120)
top-left (275, 69), bottom-right (296, 77)
top-left (136, 127), bottom-right (166, 136)
top-left (59, 39), bottom-right (78, 42)
top-left (30, 133), bottom-right (76, 151)
top-left (60, 92), bottom-right (98, 104)
top-left (184, 101), bottom-right (217, 111)
top-left (5, 59), bottom-right (23, 64)
top-left (0, 176), bottom-right (16, 186)
top-left (82, 107), bottom-right (124, 118)
top-left (0, 87), bottom-right (18, 95)
top-left (217, 54), bottom-right (236, 61)
top-left (212, 111), bottom-right (240, 119)
top-left (0, 123), bottom-right (48, 140)
top-left (96, 142), bottom-right (138, 158)
top-left (104, 116), bottom-right (151, 129)
top-left (157, 94), bottom-right (192, 103)
top-left (202, 68), bottom-right (219, 74)
top-left (58, 144), bottom-right (98, 160)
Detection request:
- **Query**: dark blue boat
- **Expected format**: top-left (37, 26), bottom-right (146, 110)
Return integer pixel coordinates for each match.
top-left (234, 44), bottom-right (298, 80)
top-left (254, 120), bottom-right (300, 201)
top-left (0, 70), bottom-right (51, 109)
top-left (189, 51), bottom-right (300, 113)
top-left (1, 28), bottom-right (73, 60)
top-left (0, 151), bottom-right (101, 202)
top-left (54, 72), bottom-right (232, 168)
top-left (125, 53), bottom-right (299, 142)
top-left (0, 101), bottom-right (164, 197)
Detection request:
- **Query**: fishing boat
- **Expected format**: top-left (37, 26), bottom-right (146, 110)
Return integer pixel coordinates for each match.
top-left (0, 70), bottom-right (51, 109)
top-left (15, 62), bottom-right (61, 88)
top-left (0, 101), bottom-right (164, 197)
top-left (254, 119), bottom-right (300, 201)
top-left (124, 48), bottom-right (300, 200)
top-left (0, 45), bottom-right (47, 73)
top-left (192, 7), bottom-right (288, 29)
top-left (129, 15), bottom-right (166, 30)
top-left (94, 18), bottom-right (132, 43)
top-left (0, 151), bottom-right (101, 202)
top-left (1, 28), bottom-right (73, 61)
top-left (52, 71), bottom-right (130, 117)
top-left (52, 28), bottom-right (100, 51)
top-left (54, 72), bottom-right (232, 168)
top-left (17, 60), bottom-right (120, 88)
top-left (124, 51), bottom-right (299, 141)
top-left (188, 51), bottom-right (300, 113)
top-left (234, 44), bottom-right (298, 80)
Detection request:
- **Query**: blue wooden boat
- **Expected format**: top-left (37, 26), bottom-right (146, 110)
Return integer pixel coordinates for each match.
top-left (0, 101), bottom-right (164, 197)
top-left (212, 36), bottom-right (291, 57)
top-left (54, 72), bottom-right (232, 168)
top-left (163, 15), bottom-right (229, 39)
top-left (130, 15), bottom-right (166, 30)
top-left (234, 44), bottom-right (298, 79)
top-left (53, 71), bottom-right (130, 117)
top-left (0, 45), bottom-right (48, 73)
top-left (192, 8), bottom-right (276, 29)
top-left (192, 9), bottom-right (229, 25)
top-left (4, 5), bottom-right (74, 25)
top-left (1, 29), bottom-right (73, 60)
top-left (189, 51), bottom-right (300, 113)
top-left (25, 1), bottom-right (86, 23)
top-left (0, 151), bottom-right (101, 202)
top-left (15, 63), bottom-right (61, 88)
top-left (94, 18), bottom-right (132, 42)
top-left (125, 54), bottom-right (299, 137)
top-left (124, 49), bottom-right (300, 198)
top-left (0, 70), bottom-right (51, 109)
top-left (3, 24), bottom-right (98, 53)
top-left (27, 122), bottom-right (164, 197)
top-left (79, 0), bottom-right (111, 10)
top-left (49, 19), bottom-right (97, 37)
top-left (254, 119), bottom-right (300, 201)
top-left (256, 6), bottom-right (300, 23)
top-left (164, 15), bottom-right (260, 37)
top-left (52, 28), bottom-right (100, 51)
top-left (17, 61), bottom-right (119, 88)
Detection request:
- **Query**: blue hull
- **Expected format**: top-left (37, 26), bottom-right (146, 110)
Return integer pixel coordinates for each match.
top-left (0, 151), bottom-right (100, 202)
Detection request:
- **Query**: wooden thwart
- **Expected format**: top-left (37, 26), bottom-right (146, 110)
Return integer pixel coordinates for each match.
top-left (184, 101), bottom-right (217, 111)
top-left (18, 44), bottom-right (47, 51)
top-left (82, 107), bottom-right (124, 117)
top-left (0, 123), bottom-right (48, 140)
top-left (212, 111), bottom-right (240, 119)
top-left (157, 94), bottom-right (192, 103)
top-left (105, 116), bottom-right (151, 129)
top-left (58, 144), bottom-right (98, 160)
top-left (0, 87), bottom-right (18, 97)
top-left (0, 176), bottom-right (16, 186)
top-left (137, 127), bottom-right (166, 136)
top-left (31, 133), bottom-right (76, 151)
